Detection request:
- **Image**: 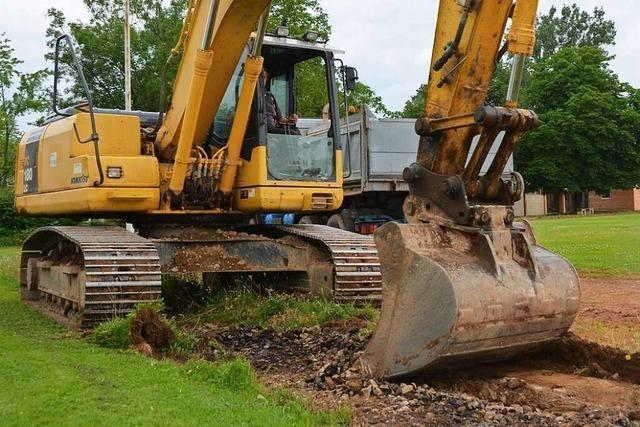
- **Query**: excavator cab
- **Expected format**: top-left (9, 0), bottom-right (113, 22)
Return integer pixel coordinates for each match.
top-left (213, 34), bottom-right (348, 213)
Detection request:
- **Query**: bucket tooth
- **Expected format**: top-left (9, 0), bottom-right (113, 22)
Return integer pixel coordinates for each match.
top-left (361, 221), bottom-right (580, 379)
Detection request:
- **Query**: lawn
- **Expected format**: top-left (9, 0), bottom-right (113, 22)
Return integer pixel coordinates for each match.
top-left (0, 248), bottom-right (347, 426)
top-left (0, 213), bottom-right (637, 425)
top-left (531, 213), bottom-right (640, 278)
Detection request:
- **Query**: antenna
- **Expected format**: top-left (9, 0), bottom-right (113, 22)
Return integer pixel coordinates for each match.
top-left (124, 0), bottom-right (132, 110)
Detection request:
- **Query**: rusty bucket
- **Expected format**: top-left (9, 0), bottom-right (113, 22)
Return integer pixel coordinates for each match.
top-left (361, 221), bottom-right (580, 379)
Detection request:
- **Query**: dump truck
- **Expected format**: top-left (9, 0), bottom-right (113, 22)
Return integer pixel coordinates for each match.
top-left (296, 107), bottom-right (516, 234)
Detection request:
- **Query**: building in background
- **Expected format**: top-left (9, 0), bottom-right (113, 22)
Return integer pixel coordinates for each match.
top-left (588, 189), bottom-right (640, 213)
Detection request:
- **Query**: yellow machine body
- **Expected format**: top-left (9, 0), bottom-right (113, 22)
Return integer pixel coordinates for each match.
top-left (14, 112), bottom-right (343, 216)
top-left (15, 113), bottom-right (160, 215)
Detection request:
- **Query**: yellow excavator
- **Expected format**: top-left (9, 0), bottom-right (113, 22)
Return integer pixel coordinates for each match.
top-left (15, 0), bottom-right (579, 377)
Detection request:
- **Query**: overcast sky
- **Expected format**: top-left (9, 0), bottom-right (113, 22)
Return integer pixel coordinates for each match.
top-left (1, 0), bottom-right (639, 129)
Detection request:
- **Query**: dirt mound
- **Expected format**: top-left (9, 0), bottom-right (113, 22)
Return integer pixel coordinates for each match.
top-left (130, 306), bottom-right (175, 358)
top-left (521, 334), bottom-right (640, 383)
top-left (167, 245), bottom-right (250, 273)
top-left (191, 325), bottom-right (639, 426)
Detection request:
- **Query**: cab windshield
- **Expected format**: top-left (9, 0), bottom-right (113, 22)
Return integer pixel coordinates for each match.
top-left (261, 47), bottom-right (336, 182)
top-left (210, 43), bottom-right (337, 182)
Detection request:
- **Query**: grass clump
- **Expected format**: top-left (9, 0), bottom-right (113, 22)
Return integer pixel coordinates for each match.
top-left (185, 358), bottom-right (255, 391)
top-left (90, 316), bottom-right (132, 349)
top-left (187, 287), bottom-right (378, 331)
top-left (184, 358), bottom-right (352, 425)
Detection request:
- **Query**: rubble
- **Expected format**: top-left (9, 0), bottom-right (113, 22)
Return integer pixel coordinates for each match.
top-left (190, 324), bottom-right (640, 426)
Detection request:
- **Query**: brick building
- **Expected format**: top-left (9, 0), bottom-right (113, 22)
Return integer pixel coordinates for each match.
top-left (588, 189), bottom-right (640, 213)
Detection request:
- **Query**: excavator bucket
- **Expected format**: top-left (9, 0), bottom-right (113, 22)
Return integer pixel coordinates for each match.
top-left (361, 221), bottom-right (580, 379)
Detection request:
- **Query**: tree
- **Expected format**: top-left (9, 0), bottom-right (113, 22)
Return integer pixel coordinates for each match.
top-left (268, 0), bottom-right (331, 40)
top-left (46, 0), bottom-right (187, 111)
top-left (534, 4), bottom-right (616, 61)
top-left (401, 4), bottom-right (617, 115)
top-left (268, 0), bottom-right (388, 117)
top-left (47, 0), bottom-right (388, 117)
top-left (0, 36), bottom-right (48, 187)
top-left (345, 82), bottom-right (391, 117)
top-left (489, 4), bottom-right (617, 106)
top-left (398, 84), bottom-right (426, 119)
top-left (515, 46), bottom-right (640, 194)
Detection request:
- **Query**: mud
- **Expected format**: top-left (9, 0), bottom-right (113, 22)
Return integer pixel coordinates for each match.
top-left (130, 306), bottom-right (175, 358)
top-left (167, 245), bottom-right (250, 273)
top-left (580, 278), bottom-right (640, 325)
top-left (188, 324), bottom-right (639, 426)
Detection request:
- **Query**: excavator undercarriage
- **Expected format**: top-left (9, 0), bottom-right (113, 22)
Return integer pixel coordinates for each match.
top-left (20, 225), bottom-right (382, 329)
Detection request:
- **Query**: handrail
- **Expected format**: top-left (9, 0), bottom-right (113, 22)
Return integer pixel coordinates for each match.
top-left (53, 34), bottom-right (104, 187)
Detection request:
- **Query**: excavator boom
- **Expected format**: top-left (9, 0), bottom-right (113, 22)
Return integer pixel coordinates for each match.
top-left (362, 0), bottom-right (580, 378)
top-left (154, 0), bottom-right (271, 159)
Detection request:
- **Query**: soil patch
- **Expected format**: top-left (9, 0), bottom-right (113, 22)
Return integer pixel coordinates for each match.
top-left (189, 324), bottom-right (639, 426)
top-left (579, 278), bottom-right (640, 325)
top-left (130, 306), bottom-right (175, 358)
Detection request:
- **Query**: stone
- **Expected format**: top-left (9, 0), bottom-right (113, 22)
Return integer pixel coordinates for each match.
top-left (401, 384), bottom-right (415, 395)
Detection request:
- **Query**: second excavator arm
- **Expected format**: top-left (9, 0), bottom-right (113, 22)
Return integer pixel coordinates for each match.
top-left (362, 0), bottom-right (580, 378)
top-left (407, 0), bottom-right (539, 220)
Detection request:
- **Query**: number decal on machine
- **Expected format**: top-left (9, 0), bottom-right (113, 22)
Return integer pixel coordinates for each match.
top-left (22, 127), bottom-right (45, 194)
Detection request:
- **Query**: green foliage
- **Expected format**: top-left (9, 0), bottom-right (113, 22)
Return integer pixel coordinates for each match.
top-left (516, 46), bottom-right (640, 193)
top-left (171, 328), bottom-right (199, 357)
top-left (47, 0), bottom-right (388, 122)
top-left (46, 0), bottom-right (187, 111)
top-left (399, 84), bottom-right (426, 119)
top-left (0, 189), bottom-right (76, 245)
top-left (90, 316), bottom-right (132, 349)
top-left (345, 81), bottom-right (391, 117)
top-left (185, 358), bottom-right (255, 391)
top-left (296, 58), bottom-right (329, 117)
top-left (486, 61), bottom-right (512, 107)
top-left (401, 4), bottom-right (617, 114)
top-left (534, 4), bottom-right (616, 61)
top-left (0, 36), bottom-right (49, 187)
top-left (268, 0), bottom-right (331, 40)
top-left (278, 0), bottom-right (389, 118)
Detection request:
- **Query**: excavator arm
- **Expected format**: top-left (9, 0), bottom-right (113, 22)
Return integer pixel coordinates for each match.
top-left (154, 0), bottom-right (271, 158)
top-left (362, 0), bottom-right (580, 378)
top-left (413, 0), bottom-right (539, 211)
top-left (153, 0), bottom-right (271, 198)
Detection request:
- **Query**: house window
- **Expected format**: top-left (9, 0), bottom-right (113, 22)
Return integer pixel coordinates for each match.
top-left (600, 190), bottom-right (611, 200)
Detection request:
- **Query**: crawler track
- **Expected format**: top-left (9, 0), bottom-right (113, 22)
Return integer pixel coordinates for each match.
top-left (20, 227), bottom-right (162, 329)
top-left (275, 225), bottom-right (383, 302)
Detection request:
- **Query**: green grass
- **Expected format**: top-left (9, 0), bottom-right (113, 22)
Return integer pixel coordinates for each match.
top-left (531, 213), bottom-right (640, 278)
top-left (0, 247), bottom-right (349, 426)
top-left (182, 287), bottom-right (379, 332)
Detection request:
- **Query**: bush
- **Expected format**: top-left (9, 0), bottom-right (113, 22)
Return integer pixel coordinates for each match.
top-left (0, 188), bottom-right (76, 245)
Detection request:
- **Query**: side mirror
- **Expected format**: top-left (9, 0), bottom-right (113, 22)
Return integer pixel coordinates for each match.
top-left (344, 66), bottom-right (359, 91)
